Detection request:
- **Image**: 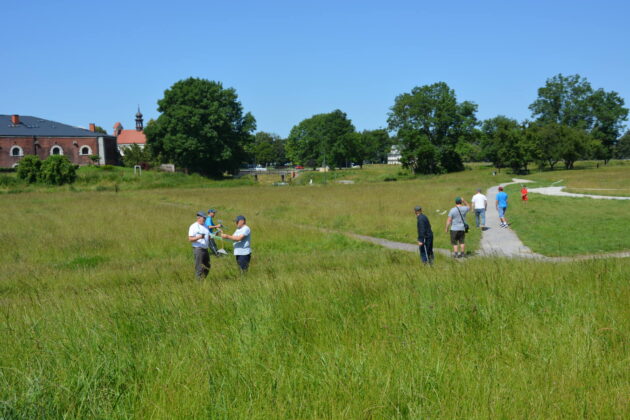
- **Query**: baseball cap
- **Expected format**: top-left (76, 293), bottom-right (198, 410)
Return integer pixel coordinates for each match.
top-left (207, 208), bottom-right (216, 213)
top-left (455, 197), bottom-right (462, 204)
top-left (196, 211), bottom-right (207, 218)
top-left (414, 206), bottom-right (422, 212)
top-left (234, 215), bottom-right (246, 222)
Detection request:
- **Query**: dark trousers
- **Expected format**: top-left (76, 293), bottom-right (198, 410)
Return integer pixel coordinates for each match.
top-left (193, 247), bottom-right (210, 278)
top-left (419, 236), bottom-right (434, 264)
top-left (236, 254), bottom-right (251, 271)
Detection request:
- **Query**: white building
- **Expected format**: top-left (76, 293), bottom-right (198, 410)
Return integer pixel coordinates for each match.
top-left (387, 146), bottom-right (401, 165)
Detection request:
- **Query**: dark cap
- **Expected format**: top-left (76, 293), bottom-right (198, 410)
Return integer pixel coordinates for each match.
top-left (196, 211), bottom-right (207, 218)
top-left (455, 197), bottom-right (462, 204)
top-left (207, 208), bottom-right (216, 213)
top-left (234, 215), bottom-right (246, 222)
top-left (498, 186), bottom-right (504, 191)
top-left (414, 206), bottom-right (422, 212)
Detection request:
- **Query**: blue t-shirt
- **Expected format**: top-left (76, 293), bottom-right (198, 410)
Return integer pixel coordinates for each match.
top-left (205, 216), bottom-right (215, 232)
top-left (496, 191), bottom-right (508, 208)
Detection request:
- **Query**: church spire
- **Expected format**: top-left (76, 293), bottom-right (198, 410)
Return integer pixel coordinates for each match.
top-left (135, 106), bottom-right (143, 131)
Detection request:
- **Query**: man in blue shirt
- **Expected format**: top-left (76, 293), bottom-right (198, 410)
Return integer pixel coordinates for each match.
top-left (205, 209), bottom-right (223, 256)
top-left (496, 186), bottom-right (509, 228)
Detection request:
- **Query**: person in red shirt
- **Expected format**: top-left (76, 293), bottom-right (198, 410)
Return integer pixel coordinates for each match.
top-left (521, 185), bottom-right (528, 203)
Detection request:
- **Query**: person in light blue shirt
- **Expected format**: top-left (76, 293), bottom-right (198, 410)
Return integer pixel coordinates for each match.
top-left (496, 186), bottom-right (509, 228)
top-left (205, 209), bottom-right (223, 256)
top-left (221, 215), bottom-right (252, 271)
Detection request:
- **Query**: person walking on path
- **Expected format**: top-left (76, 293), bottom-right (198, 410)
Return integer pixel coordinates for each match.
top-left (220, 215), bottom-right (252, 271)
top-left (496, 186), bottom-right (509, 228)
top-left (415, 206), bottom-right (434, 264)
top-left (521, 185), bottom-right (528, 204)
top-left (204, 208), bottom-right (223, 256)
top-left (188, 211), bottom-right (211, 278)
top-left (445, 197), bottom-right (470, 258)
top-left (471, 188), bottom-right (487, 230)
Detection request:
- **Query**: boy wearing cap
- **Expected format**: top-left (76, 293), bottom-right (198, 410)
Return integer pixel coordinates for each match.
top-left (188, 211), bottom-right (211, 278)
top-left (205, 209), bottom-right (223, 256)
top-left (445, 197), bottom-right (470, 258)
top-left (221, 215), bottom-right (252, 271)
top-left (415, 206), bottom-right (434, 264)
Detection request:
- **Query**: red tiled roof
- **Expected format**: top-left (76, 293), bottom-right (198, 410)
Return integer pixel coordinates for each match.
top-left (117, 130), bottom-right (146, 145)
top-left (113, 122), bottom-right (122, 129)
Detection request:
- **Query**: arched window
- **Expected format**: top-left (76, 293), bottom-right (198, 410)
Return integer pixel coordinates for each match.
top-left (10, 146), bottom-right (24, 157)
top-left (12, 163), bottom-right (20, 168)
top-left (51, 145), bottom-right (63, 155)
top-left (80, 146), bottom-right (92, 155)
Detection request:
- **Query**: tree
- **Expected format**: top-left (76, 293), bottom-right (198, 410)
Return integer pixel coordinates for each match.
top-left (615, 131), bottom-right (630, 159)
top-left (16, 155), bottom-right (42, 183)
top-left (529, 74), bottom-right (628, 164)
top-left (387, 82), bottom-right (476, 173)
top-left (38, 155), bottom-right (77, 185)
top-left (122, 144), bottom-right (153, 167)
top-left (526, 122), bottom-right (564, 170)
top-left (249, 132), bottom-right (286, 166)
top-left (93, 125), bottom-right (107, 134)
top-left (286, 110), bottom-right (357, 168)
top-left (144, 78), bottom-right (256, 176)
top-left (481, 116), bottom-right (530, 173)
top-left (356, 129), bottom-right (392, 164)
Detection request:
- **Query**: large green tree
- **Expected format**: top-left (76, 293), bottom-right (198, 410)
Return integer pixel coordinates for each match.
top-left (356, 129), bottom-right (392, 164)
top-left (615, 131), bottom-right (630, 159)
top-left (481, 116), bottom-right (531, 173)
top-left (529, 74), bottom-right (628, 163)
top-left (387, 82), bottom-right (476, 174)
top-left (248, 132), bottom-right (286, 166)
top-left (144, 78), bottom-right (256, 176)
top-left (286, 110), bottom-right (358, 168)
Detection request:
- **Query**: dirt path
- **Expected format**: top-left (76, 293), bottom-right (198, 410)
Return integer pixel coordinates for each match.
top-left (528, 186), bottom-right (630, 200)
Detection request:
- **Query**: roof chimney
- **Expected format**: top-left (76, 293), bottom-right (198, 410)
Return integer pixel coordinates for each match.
top-left (89, 123), bottom-right (96, 132)
top-left (11, 115), bottom-right (20, 125)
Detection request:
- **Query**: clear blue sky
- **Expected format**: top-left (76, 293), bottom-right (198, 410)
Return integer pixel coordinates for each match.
top-left (2, 0), bottom-right (628, 137)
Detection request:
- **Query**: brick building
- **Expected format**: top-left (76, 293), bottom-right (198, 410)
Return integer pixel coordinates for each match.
top-left (114, 108), bottom-right (147, 156)
top-left (0, 114), bottom-right (118, 168)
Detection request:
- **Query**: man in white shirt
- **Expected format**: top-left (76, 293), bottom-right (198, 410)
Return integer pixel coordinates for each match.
top-left (188, 211), bottom-right (211, 278)
top-left (221, 215), bottom-right (251, 271)
top-left (471, 188), bottom-right (488, 230)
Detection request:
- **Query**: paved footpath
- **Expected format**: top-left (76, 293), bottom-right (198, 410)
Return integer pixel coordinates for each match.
top-left (478, 179), bottom-right (545, 259)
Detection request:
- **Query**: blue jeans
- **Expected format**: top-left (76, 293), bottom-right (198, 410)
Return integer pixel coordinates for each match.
top-left (474, 208), bottom-right (486, 227)
top-left (236, 254), bottom-right (251, 271)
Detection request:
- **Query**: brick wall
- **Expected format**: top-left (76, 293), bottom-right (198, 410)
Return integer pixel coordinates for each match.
top-left (0, 136), bottom-right (118, 167)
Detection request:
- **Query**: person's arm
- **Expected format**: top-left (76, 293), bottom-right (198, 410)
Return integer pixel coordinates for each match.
top-left (188, 226), bottom-right (204, 242)
top-left (461, 198), bottom-right (469, 207)
top-left (221, 233), bottom-right (245, 241)
top-left (495, 198), bottom-right (499, 210)
top-left (417, 217), bottom-right (425, 245)
top-left (445, 216), bottom-right (452, 233)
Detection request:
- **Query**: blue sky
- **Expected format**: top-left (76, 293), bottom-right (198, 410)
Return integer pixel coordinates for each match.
top-left (2, 0), bottom-right (628, 137)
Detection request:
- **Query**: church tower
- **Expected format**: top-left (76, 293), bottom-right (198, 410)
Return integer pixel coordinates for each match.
top-left (135, 106), bottom-right (143, 131)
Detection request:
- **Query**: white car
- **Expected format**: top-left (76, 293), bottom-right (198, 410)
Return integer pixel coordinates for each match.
top-left (255, 165), bottom-right (268, 171)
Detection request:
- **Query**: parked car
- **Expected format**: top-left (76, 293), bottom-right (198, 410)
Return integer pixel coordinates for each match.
top-left (255, 165), bottom-right (268, 171)
top-left (295, 165), bottom-right (304, 169)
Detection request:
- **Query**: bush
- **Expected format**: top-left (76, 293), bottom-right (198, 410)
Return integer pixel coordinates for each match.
top-left (16, 155), bottom-right (42, 183)
top-left (39, 155), bottom-right (77, 185)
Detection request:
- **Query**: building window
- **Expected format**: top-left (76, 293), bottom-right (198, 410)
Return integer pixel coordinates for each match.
top-left (51, 146), bottom-right (63, 155)
top-left (10, 146), bottom-right (24, 157)
top-left (80, 146), bottom-right (92, 155)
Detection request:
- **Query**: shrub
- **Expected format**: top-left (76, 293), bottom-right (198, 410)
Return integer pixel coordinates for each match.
top-left (16, 155), bottom-right (42, 183)
top-left (39, 155), bottom-right (77, 185)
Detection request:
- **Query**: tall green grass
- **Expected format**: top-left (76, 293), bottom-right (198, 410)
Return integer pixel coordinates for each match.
top-left (1, 166), bottom-right (629, 418)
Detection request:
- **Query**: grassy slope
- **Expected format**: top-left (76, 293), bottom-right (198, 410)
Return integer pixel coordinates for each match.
top-left (1, 170), bottom-right (629, 418)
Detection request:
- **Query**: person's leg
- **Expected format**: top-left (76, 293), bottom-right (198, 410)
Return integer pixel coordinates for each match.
top-left (236, 254), bottom-right (251, 271)
top-left (450, 230), bottom-right (458, 257)
top-left (480, 209), bottom-right (486, 228)
top-left (426, 236), bottom-right (434, 264)
top-left (194, 248), bottom-right (210, 278)
top-left (419, 244), bottom-right (428, 263)
top-left (474, 209), bottom-right (481, 227)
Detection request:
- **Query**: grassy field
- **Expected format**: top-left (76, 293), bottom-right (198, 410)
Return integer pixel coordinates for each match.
top-left (1, 164), bottom-right (629, 418)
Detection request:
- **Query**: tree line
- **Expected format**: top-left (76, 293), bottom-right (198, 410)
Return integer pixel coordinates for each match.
top-left (137, 75), bottom-right (628, 176)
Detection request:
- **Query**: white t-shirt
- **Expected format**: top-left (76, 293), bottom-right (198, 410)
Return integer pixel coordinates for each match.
top-left (232, 225), bottom-right (251, 255)
top-left (189, 222), bottom-right (210, 248)
top-left (471, 193), bottom-right (487, 210)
